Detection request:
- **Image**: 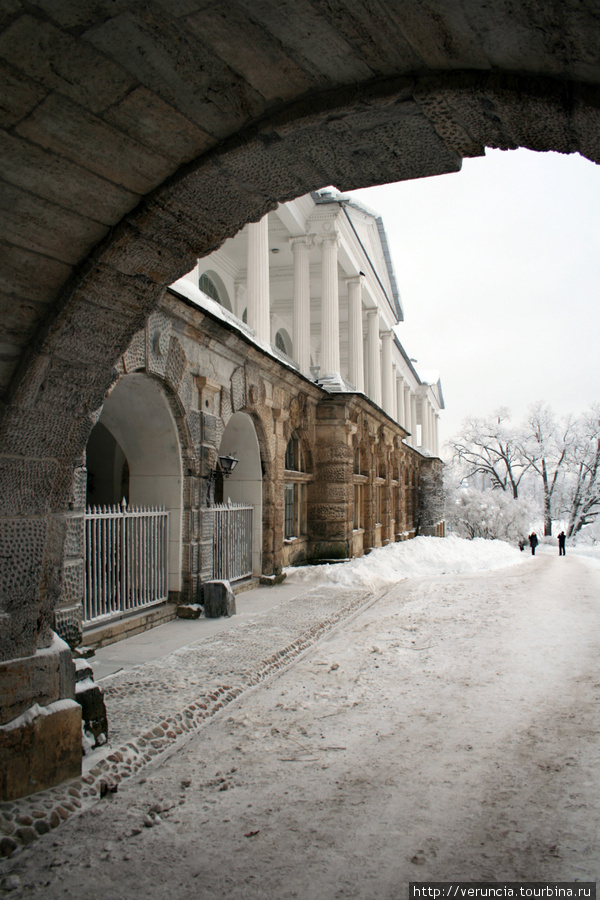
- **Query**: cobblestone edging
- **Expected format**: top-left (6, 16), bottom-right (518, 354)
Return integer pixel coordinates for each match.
top-left (0, 585), bottom-right (376, 859)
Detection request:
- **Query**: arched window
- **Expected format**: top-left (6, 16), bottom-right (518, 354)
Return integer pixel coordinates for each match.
top-left (285, 435), bottom-right (305, 472)
top-left (275, 328), bottom-right (293, 358)
top-left (199, 271), bottom-right (232, 312)
top-left (199, 273), bottom-right (221, 304)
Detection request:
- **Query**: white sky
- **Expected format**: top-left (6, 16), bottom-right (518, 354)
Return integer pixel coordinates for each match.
top-left (347, 148), bottom-right (600, 455)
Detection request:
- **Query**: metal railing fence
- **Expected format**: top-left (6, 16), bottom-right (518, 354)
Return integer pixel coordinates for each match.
top-left (84, 500), bottom-right (169, 625)
top-left (212, 500), bottom-right (253, 582)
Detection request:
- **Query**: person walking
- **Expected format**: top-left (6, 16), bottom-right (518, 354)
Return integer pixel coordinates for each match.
top-left (529, 532), bottom-right (538, 556)
top-left (558, 531), bottom-right (566, 556)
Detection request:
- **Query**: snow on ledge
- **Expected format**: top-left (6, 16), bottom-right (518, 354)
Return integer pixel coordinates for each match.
top-left (1, 699), bottom-right (80, 732)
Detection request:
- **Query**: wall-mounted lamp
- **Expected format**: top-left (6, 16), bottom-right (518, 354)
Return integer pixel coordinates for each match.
top-left (217, 453), bottom-right (239, 478)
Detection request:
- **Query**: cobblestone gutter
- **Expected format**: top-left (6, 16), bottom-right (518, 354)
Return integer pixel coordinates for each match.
top-left (0, 585), bottom-right (376, 859)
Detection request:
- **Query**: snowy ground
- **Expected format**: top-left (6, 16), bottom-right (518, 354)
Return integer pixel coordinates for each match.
top-left (3, 537), bottom-right (600, 897)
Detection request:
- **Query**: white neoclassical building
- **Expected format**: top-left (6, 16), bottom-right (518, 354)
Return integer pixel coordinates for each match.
top-left (173, 190), bottom-right (444, 456)
top-left (73, 190), bottom-right (445, 656)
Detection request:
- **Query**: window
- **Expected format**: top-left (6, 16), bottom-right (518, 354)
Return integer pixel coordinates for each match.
top-left (353, 484), bottom-right (364, 530)
top-left (375, 484), bottom-right (382, 525)
top-left (284, 434), bottom-right (309, 539)
top-left (285, 483), bottom-right (295, 538)
top-left (285, 435), bottom-right (304, 472)
top-left (285, 482), bottom-right (306, 539)
top-left (199, 273), bottom-right (221, 304)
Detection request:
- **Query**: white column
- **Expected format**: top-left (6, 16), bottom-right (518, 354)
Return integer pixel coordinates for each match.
top-left (347, 275), bottom-right (365, 391)
top-left (366, 310), bottom-right (381, 406)
top-left (290, 235), bottom-right (311, 376)
top-left (434, 413), bottom-right (440, 456)
top-left (381, 330), bottom-right (394, 416)
top-left (404, 385), bottom-right (412, 440)
top-left (392, 365), bottom-right (398, 421)
top-left (247, 217), bottom-right (270, 343)
top-left (320, 235), bottom-right (340, 376)
top-left (396, 373), bottom-right (405, 427)
top-left (411, 393), bottom-right (417, 448)
top-left (429, 404), bottom-right (435, 453)
top-left (421, 397), bottom-right (430, 450)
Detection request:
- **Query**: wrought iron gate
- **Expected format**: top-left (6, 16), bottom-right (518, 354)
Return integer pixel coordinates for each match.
top-left (84, 500), bottom-right (169, 625)
top-left (212, 500), bottom-right (253, 582)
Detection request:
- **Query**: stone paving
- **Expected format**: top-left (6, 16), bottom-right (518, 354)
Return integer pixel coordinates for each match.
top-left (0, 583), bottom-right (377, 860)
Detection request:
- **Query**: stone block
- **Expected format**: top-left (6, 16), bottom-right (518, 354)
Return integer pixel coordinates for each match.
top-left (202, 580), bottom-right (236, 618)
top-left (0, 14), bottom-right (134, 114)
top-left (104, 85), bottom-right (210, 164)
top-left (0, 130), bottom-right (138, 227)
top-left (176, 603), bottom-right (202, 619)
top-left (260, 572), bottom-right (286, 585)
top-left (16, 92), bottom-right (173, 195)
top-left (0, 60), bottom-right (48, 129)
top-left (0, 633), bottom-right (75, 726)
top-left (63, 514), bottom-right (84, 558)
top-left (0, 180), bottom-right (108, 267)
top-left (0, 699), bottom-right (82, 802)
top-left (54, 603), bottom-right (83, 650)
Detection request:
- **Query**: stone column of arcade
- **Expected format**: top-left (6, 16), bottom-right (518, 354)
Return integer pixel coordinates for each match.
top-left (347, 275), bottom-right (365, 392)
top-left (290, 235), bottom-right (312, 377)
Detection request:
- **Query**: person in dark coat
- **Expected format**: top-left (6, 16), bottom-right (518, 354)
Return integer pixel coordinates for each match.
top-left (528, 532), bottom-right (538, 555)
top-left (558, 531), bottom-right (566, 556)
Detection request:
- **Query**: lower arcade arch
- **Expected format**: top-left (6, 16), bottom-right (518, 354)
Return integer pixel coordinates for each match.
top-left (216, 412), bottom-right (263, 578)
top-left (86, 374), bottom-right (183, 595)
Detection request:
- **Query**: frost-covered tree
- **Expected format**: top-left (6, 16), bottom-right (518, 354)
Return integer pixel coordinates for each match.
top-left (447, 403), bottom-right (600, 542)
top-left (519, 402), bottom-right (574, 536)
top-left (445, 485), bottom-right (532, 542)
top-left (447, 408), bottom-right (530, 499)
top-left (564, 406), bottom-right (600, 537)
top-left (415, 462), bottom-right (444, 536)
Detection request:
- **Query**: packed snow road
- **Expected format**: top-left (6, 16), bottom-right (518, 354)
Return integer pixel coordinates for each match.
top-left (4, 551), bottom-right (600, 897)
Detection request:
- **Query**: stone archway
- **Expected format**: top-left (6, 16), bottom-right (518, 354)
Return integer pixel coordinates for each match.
top-left (218, 412), bottom-right (263, 578)
top-left (87, 374), bottom-right (183, 595)
top-left (3, 1), bottom-right (600, 800)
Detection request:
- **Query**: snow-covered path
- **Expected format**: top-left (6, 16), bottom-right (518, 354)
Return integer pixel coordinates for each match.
top-left (4, 552), bottom-right (600, 896)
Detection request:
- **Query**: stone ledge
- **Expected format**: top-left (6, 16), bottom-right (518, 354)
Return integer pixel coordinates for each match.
top-left (83, 603), bottom-right (177, 651)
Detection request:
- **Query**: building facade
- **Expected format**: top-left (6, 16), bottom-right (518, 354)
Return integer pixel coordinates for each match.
top-left (62, 191), bottom-right (445, 650)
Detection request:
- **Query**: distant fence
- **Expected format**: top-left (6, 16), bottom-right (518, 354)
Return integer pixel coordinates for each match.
top-left (84, 500), bottom-right (169, 625)
top-left (212, 500), bottom-right (253, 582)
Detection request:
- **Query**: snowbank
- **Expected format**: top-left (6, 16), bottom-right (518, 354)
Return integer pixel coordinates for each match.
top-left (284, 534), bottom-right (525, 590)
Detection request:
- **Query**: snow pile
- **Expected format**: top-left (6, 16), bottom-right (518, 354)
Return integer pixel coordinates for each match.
top-left (284, 534), bottom-right (525, 590)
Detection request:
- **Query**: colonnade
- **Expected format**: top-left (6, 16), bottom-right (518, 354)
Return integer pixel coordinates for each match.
top-left (246, 221), bottom-right (440, 457)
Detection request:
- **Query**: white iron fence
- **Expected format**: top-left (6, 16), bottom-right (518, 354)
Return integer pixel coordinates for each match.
top-left (84, 500), bottom-right (169, 625)
top-left (212, 500), bottom-right (253, 582)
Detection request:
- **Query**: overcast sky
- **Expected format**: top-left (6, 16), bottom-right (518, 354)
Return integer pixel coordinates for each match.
top-left (347, 148), bottom-right (600, 455)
